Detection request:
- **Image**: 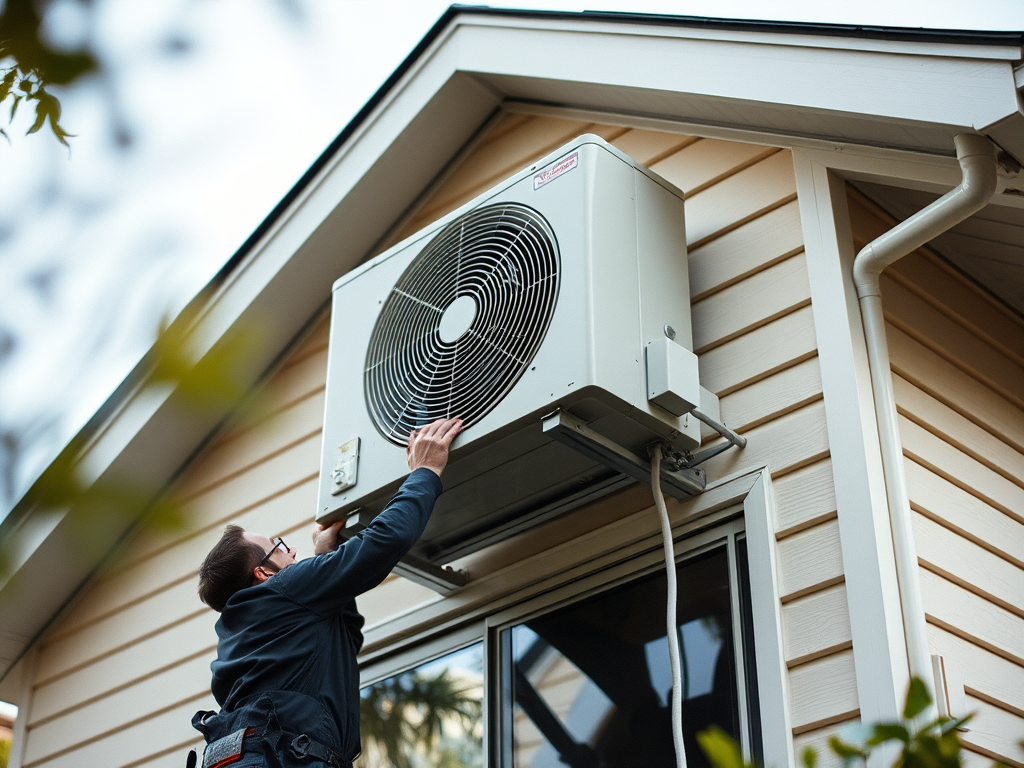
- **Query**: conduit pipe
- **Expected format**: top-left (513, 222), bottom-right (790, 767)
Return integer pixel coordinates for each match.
top-left (852, 133), bottom-right (998, 710)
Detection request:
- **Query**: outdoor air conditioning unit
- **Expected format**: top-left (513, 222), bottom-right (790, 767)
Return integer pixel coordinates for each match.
top-left (317, 135), bottom-right (709, 581)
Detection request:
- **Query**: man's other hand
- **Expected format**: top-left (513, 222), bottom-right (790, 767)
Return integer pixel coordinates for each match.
top-left (313, 521), bottom-right (344, 556)
top-left (406, 418), bottom-right (462, 477)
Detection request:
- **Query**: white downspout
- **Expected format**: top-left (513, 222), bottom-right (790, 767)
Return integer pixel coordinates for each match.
top-left (852, 133), bottom-right (998, 712)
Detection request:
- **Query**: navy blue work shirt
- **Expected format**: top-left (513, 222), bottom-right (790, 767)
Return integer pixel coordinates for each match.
top-left (193, 468), bottom-right (443, 761)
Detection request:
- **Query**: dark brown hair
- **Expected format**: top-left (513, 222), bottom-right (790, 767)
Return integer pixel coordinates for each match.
top-left (198, 525), bottom-right (266, 612)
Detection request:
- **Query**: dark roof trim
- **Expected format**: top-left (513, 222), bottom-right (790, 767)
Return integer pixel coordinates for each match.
top-left (464, 7), bottom-right (1023, 46)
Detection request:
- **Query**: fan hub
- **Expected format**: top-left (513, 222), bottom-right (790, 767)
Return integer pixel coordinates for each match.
top-left (438, 295), bottom-right (478, 344)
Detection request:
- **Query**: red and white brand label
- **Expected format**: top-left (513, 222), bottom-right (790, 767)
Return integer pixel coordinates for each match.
top-left (533, 151), bottom-right (578, 190)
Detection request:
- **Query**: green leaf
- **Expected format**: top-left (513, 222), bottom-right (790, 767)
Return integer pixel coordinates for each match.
top-left (0, 70), bottom-right (17, 102)
top-left (903, 677), bottom-right (932, 720)
top-left (24, 87), bottom-right (74, 146)
top-left (10, 93), bottom-right (21, 120)
top-left (27, 97), bottom-right (47, 135)
top-left (0, 127), bottom-right (8, 143)
top-left (938, 713), bottom-right (972, 735)
top-left (801, 745), bottom-right (818, 768)
top-left (697, 726), bottom-right (747, 768)
top-left (866, 723), bottom-right (909, 745)
top-left (828, 736), bottom-right (866, 761)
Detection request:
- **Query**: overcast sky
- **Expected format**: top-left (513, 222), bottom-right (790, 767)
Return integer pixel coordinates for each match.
top-left (0, 0), bottom-right (1021, 511)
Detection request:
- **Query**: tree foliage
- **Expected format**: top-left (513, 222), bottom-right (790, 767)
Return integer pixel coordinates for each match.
top-left (0, 0), bottom-right (97, 145)
top-left (360, 667), bottom-right (482, 768)
top-left (0, 308), bottom-right (265, 581)
top-left (698, 677), bottom-right (1020, 768)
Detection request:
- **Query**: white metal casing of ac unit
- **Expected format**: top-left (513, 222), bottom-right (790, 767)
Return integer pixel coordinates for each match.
top-left (318, 135), bottom-right (700, 564)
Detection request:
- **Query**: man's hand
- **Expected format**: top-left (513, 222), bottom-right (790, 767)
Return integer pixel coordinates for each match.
top-left (312, 521), bottom-right (344, 555)
top-left (406, 418), bottom-right (462, 477)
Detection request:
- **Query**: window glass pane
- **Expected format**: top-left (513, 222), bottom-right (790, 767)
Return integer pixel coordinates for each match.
top-left (507, 547), bottom-right (741, 767)
top-left (360, 643), bottom-right (484, 768)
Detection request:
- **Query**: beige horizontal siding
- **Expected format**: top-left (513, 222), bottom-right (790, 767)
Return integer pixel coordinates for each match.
top-left (850, 191), bottom-right (1024, 767)
top-left (788, 649), bottom-right (859, 734)
top-left (691, 253), bottom-right (811, 354)
top-left (906, 460), bottom-right (1023, 568)
top-left (20, 114), bottom-right (847, 765)
top-left (781, 583), bottom-right (852, 666)
top-left (707, 355), bottom-right (822, 441)
top-left (792, 718), bottom-right (861, 768)
top-left (697, 305), bottom-right (817, 396)
top-left (962, 695), bottom-right (1024, 767)
top-left (920, 569), bottom-right (1024, 666)
top-left (772, 459), bottom-right (837, 538)
top-left (688, 199), bottom-right (804, 302)
top-left (777, 520), bottom-right (844, 602)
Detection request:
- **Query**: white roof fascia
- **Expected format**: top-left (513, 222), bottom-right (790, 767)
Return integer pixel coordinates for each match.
top-left (458, 14), bottom-right (1024, 61)
top-left (449, 18), bottom-right (1021, 142)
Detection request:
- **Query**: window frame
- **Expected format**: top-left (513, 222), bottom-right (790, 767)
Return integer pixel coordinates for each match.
top-left (358, 467), bottom-right (792, 768)
top-left (485, 515), bottom-right (753, 766)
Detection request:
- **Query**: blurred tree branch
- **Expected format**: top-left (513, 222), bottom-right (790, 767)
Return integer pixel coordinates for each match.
top-left (0, 0), bottom-right (97, 145)
top-left (0, 307), bottom-right (267, 581)
top-left (697, 677), bottom-right (1019, 768)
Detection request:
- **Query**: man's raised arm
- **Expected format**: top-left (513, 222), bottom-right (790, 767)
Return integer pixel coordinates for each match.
top-left (276, 418), bottom-right (462, 612)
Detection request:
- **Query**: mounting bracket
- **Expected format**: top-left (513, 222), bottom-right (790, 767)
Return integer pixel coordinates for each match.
top-left (341, 509), bottom-right (469, 594)
top-left (542, 410), bottom-right (706, 500)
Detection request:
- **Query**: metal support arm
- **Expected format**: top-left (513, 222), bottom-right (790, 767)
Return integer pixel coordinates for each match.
top-left (542, 411), bottom-right (705, 499)
top-left (342, 510), bottom-right (469, 593)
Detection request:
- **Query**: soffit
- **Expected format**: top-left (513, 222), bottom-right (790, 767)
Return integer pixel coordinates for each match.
top-left (853, 180), bottom-right (1024, 316)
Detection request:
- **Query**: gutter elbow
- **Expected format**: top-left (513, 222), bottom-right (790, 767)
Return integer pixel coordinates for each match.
top-left (852, 133), bottom-right (996, 301)
top-left (853, 242), bottom-right (882, 300)
top-left (954, 134), bottom-right (998, 209)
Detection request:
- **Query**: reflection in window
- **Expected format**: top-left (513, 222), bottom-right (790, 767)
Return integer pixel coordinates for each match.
top-left (360, 643), bottom-right (484, 768)
top-left (506, 547), bottom-right (747, 768)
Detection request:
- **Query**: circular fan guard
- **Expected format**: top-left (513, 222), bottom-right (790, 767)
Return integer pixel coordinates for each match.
top-left (365, 203), bottom-right (560, 446)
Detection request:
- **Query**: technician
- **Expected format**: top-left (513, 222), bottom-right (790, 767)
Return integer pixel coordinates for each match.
top-left (191, 417), bottom-right (462, 768)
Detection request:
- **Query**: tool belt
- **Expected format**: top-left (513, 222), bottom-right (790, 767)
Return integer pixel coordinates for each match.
top-left (198, 726), bottom-right (349, 768)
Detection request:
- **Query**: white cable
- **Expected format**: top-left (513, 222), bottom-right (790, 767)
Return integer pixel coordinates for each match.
top-left (652, 444), bottom-right (688, 768)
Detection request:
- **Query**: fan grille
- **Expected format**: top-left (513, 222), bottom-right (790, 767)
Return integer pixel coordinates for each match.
top-left (365, 203), bottom-right (560, 445)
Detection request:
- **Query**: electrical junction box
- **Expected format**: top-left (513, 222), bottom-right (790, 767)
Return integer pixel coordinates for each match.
top-left (646, 336), bottom-right (702, 417)
top-left (318, 135), bottom-right (702, 565)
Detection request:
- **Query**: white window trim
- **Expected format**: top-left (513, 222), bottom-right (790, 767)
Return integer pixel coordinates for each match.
top-left (793, 151), bottom-right (912, 735)
top-left (358, 467), bottom-right (792, 768)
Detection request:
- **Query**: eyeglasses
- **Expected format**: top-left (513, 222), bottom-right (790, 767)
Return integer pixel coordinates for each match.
top-left (256, 537), bottom-right (288, 571)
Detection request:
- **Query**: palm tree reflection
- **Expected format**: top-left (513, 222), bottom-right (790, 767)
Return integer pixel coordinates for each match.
top-left (360, 649), bottom-right (484, 768)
